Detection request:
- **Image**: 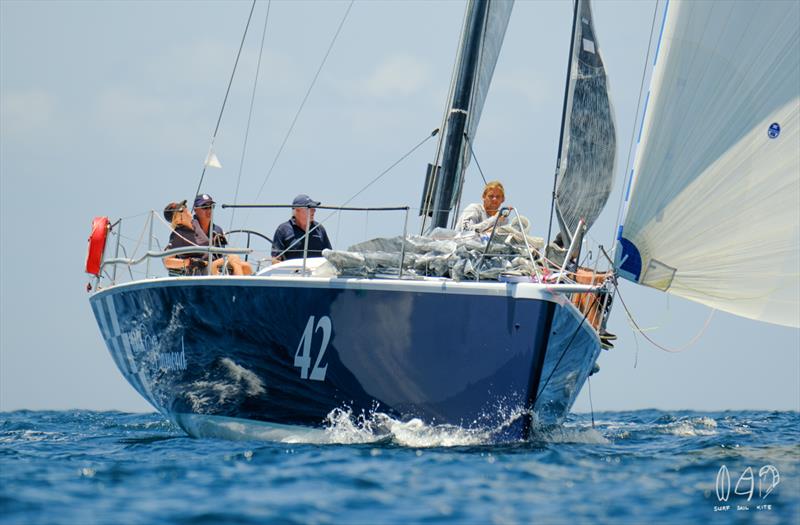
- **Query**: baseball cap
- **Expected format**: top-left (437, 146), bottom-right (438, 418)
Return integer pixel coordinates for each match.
top-left (194, 194), bottom-right (215, 209)
top-left (163, 200), bottom-right (188, 222)
top-left (292, 194), bottom-right (321, 207)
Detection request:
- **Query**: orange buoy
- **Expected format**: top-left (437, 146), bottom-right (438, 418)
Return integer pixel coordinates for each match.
top-left (85, 216), bottom-right (110, 276)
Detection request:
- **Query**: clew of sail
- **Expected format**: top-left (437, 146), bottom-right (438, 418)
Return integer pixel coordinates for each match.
top-left (425, 0), bottom-right (514, 231)
top-left (616, 0), bottom-right (800, 328)
top-left (554, 0), bottom-right (617, 240)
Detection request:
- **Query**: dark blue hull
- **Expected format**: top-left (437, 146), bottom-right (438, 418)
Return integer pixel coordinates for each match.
top-left (89, 277), bottom-right (600, 441)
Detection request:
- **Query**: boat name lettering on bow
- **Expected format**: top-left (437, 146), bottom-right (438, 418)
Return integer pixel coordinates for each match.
top-left (294, 316), bottom-right (332, 381)
top-left (125, 328), bottom-right (161, 356)
top-left (157, 351), bottom-right (187, 372)
top-left (156, 335), bottom-right (188, 372)
top-left (126, 328), bottom-right (187, 372)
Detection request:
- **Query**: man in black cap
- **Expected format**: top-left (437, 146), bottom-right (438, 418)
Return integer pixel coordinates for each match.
top-left (189, 193), bottom-right (252, 275)
top-left (271, 194), bottom-right (332, 263)
top-left (192, 194), bottom-right (226, 247)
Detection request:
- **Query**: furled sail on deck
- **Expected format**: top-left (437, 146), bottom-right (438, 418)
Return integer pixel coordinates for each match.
top-left (424, 0), bottom-right (514, 231)
top-left (554, 0), bottom-right (616, 239)
top-left (616, 0), bottom-right (800, 328)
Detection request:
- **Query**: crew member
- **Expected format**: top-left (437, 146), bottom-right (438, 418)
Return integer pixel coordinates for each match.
top-left (271, 194), bottom-right (332, 263)
top-left (192, 194), bottom-right (252, 275)
top-left (456, 181), bottom-right (513, 233)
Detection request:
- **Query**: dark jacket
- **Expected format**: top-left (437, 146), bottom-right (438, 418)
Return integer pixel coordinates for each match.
top-left (271, 217), bottom-right (332, 260)
top-left (166, 226), bottom-right (208, 275)
top-left (167, 226), bottom-right (202, 257)
top-left (192, 218), bottom-right (227, 247)
top-left (192, 218), bottom-right (227, 260)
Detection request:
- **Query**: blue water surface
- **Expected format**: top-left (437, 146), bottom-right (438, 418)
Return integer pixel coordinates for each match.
top-left (1, 410), bottom-right (798, 524)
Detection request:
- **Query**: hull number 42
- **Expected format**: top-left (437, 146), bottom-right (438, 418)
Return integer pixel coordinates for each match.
top-left (294, 315), bottom-right (332, 381)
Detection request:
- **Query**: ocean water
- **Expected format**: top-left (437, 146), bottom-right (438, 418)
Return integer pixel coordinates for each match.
top-left (1, 410), bottom-right (798, 525)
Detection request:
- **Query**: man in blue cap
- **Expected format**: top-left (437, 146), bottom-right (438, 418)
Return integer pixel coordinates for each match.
top-left (271, 194), bottom-right (332, 263)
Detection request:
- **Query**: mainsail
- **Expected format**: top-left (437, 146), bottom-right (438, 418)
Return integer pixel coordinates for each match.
top-left (616, 0), bottom-right (800, 328)
top-left (553, 0), bottom-right (616, 240)
top-left (423, 0), bottom-right (514, 231)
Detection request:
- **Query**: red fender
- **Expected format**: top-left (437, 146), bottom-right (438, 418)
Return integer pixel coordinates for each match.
top-left (85, 216), bottom-right (110, 276)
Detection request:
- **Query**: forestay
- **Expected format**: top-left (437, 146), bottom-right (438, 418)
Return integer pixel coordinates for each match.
top-left (616, 0), bottom-right (800, 327)
top-left (554, 0), bottom-right (616, 239)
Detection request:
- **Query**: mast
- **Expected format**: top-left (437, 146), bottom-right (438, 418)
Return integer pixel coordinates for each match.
top-left (422, 0), bottom-right (513, 233)
top-left (427, 0), bottom-right (489, 232)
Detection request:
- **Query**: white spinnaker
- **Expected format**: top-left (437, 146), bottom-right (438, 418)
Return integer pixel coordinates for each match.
top-left (618, 0), bottom-right (800, 328)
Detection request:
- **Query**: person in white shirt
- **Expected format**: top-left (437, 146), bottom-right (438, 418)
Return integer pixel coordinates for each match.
top-left (456, 180), bottom-right (512, 233)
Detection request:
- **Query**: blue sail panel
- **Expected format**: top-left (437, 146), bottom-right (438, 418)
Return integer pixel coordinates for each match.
top-left (614, 236), bottom-right (643, 284)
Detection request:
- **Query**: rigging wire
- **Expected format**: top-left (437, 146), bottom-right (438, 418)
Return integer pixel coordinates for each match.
top-left (316, 129), bottom-right (439, 226)
top-left (194, 0), bottom-right (258, 200)
top-left (595, 245), bottom-right (714, 354)
top-left (244, 131), bottom-right (438, 261)
top-left (587, 376), bottom-right (595, 429)
top-left (254, 129), bottom-right (436, 261)
top-left (225, 129), bottom-right (435, 260)
top-left (611, 278), bottom-right (716, 353)
top-left (334, 210), bottom-right (342, 248)
top-left (115, 210), bottom-right (152, 221)
top-left (610, 0), bottom-right (662, 252)
top-left (545, 0), bottom-right (580, 249)
top-left (246, 0), bottom-right (355, 227)
top-left (230, 0), bottom-right (272, 231)
top-left (465, 133), bottom-right (488, 186)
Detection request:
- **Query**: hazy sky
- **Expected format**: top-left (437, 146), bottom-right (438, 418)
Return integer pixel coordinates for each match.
top-left (1, 0), bottom-right (798, 413)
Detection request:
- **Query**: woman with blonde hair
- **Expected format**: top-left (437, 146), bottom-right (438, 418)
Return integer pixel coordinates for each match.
top-left (162, 200), bottom-right (205, 275)
top-left (456, 181), bottom-right (512, 233)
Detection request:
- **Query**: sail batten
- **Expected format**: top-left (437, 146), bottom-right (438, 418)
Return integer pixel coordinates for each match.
top-left (617, 0), bottom-right (800, 328)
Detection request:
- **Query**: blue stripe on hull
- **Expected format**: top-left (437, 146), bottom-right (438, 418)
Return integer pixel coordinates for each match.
top-left (90, 279), bottom-right (599, 440)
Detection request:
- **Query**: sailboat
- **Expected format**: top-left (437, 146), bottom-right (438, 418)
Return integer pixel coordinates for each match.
top-left (85, 0), bottom-right (799, 442)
